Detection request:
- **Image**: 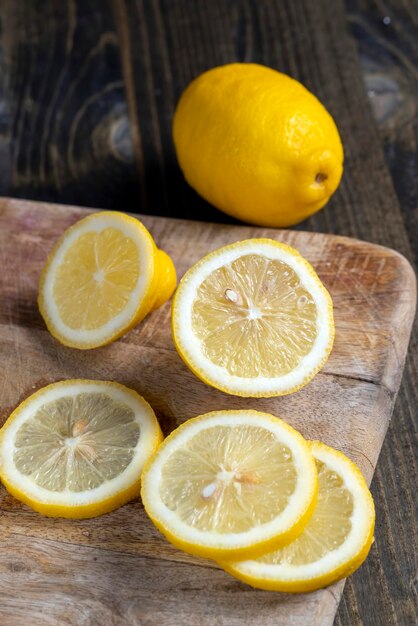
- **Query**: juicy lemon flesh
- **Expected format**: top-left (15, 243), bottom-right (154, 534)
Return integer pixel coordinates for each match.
top-left (13, 392), bottom-right (140, 492)
top-left (258, 458), bottom-right (353, 565)
top-left (192, 254), bottom-right (317, 377)
top-left (159, 424), bottom-right (297, 533)
top-left (53, 228), bottom-right (140, 330)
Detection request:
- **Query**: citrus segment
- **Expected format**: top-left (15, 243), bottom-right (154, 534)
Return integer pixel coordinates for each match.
top-left (53, 227), bottom-right (141, 330)
top-left (172, 239), bottom-right (334, 396)
top-left (222, 441), bottom-right (375, 592)
top-left (141, 410), bottom-right (318, 559)
top-left (0, 380), bottom-right (163, 518)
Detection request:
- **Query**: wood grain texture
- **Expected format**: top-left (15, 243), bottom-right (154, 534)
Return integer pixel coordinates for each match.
top-left (0, 1), bottom-right (416, 623)
top-left (0, 197), bottom-right (415, 626)
top-left (339, 3), bottom-right (418, 624)
top-left (347, 0), bottom-right (418, 265)
top-left (0, 0), bottom-right (140, 210)
top-left (0, 535), bottom-right (345, 626)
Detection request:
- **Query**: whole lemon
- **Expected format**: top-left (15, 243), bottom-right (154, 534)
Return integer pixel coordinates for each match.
top-left (173, 64), bottom-right (344, 228)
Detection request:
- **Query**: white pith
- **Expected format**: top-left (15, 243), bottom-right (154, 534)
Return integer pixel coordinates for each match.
top-left (142, 412), bottom-right (316, 551)
top-left (0, 381), bottom-right (160, 506)
top-left (229, 443), bottom-right (374, 581)
top-left (173, 240), bottom-right (333, 395)
top-left (41, 213), bottom-right (154, 345)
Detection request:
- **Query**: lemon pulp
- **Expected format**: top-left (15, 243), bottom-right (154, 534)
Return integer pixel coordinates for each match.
top-left (259, 458), bottom-right (353, 565)
top-left (13, 392), bottom-right (140, 492)
top-left (53, 228), bottom-right (140, 330)
top-left (223, 441), bottom-right (375, 591)
top-left (159, 424), bottom-right (297, 533)
top-left (192, 254), bottom-right (318, 377)
top-left (141, 410), bottom-right (318, 558)
top-left (39, 211), bottom-right (177, 349)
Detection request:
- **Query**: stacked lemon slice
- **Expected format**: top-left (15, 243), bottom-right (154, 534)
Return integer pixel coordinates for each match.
top-left (223, 440), bottom-right (375, 592)
top-left (141, 410), bottom-right (375, 592)
top-left (142, 410), bottom-right (318, 559)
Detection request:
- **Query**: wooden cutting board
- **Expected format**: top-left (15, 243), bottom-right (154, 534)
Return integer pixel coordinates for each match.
top-left (0, 197), bottom-right (415, 626)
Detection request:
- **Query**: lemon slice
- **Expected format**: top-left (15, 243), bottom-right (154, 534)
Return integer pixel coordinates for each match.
top-left (222, 441), bottom-right (375, 592)
top-left (38, 211), bottom-right (176, 349)
top-left (172, 239), bottom-right (334, 397)
top-left (141, 410), bottom-right (318, 559)
top-left (0, 380), bottom-right (163, 518)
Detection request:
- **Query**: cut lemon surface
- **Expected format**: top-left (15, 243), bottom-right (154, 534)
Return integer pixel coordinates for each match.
top-left (222, 441), bottom-right (375, 592)
top-left (172, 239), bottom-right (334, 397)
top-left (141, 410), bottom-right (318, 559)
top-left (0, 380), bottom-right (163, 518)
top-left (38, 211), bottom-right (176, 349)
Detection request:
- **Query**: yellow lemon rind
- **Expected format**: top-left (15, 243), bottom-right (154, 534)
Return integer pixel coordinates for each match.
top-left (172, 238), bottom-right (334, 397)
top-left (173, 63), bottom-right (344, 228)
top-left (0, 471), bottom-right (146, 519)
top-left (141, 410), bottom-right (318, 560)
top-left (221, 441), bottom-right (375, 593)
top-left (150, 249), bottom-right (177, 312)
top-left (0, 379), bottom-right (163, 519)
top-left (38, 211), bottom-right (176, 350)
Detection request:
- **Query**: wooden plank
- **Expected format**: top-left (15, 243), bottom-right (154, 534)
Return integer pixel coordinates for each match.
top-left (0, 0), bottom-right (140, 210)
top-left (347, 0), bottom-right (418, 264)
top-left (0, 535), bottom-right (344, 626)
top-left (339, 3), bottom-right (418, 624)
top-left (0, 197), bottom-right (415, 626)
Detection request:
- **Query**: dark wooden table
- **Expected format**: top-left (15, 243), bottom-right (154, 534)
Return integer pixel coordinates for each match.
top-left (0, 1), bottom-right (416, 624)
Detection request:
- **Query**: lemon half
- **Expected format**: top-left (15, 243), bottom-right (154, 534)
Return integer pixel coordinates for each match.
top-left (38, 211), bottom-right (176, 349)
top-left (172, 239), bottom-right (334, 397)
